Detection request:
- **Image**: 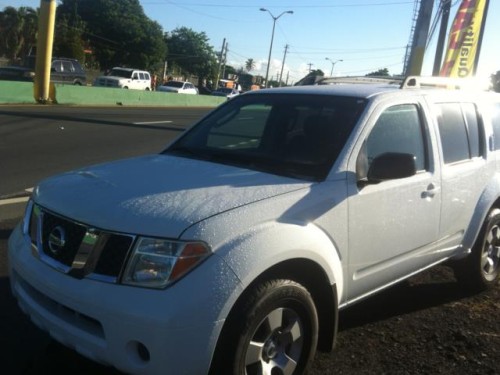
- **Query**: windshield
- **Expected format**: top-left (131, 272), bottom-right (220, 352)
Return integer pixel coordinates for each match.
top-left (165, 93), bottom-right (366, 181)
top-left (109, 68), bottom-right (132, 78)
top-left (164, 81), bottom-right (184, 88)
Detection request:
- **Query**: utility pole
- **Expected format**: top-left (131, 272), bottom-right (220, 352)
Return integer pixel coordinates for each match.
top-left (307, 63), bottom-right (314, 72)
top-left (433, 0), bottom-right (451, 76)
top-left (405, 0), bottom-right (434, 76)
top-left (34, 0), bottom-right (56, 103)
top-left (216, 38), bottom-right (226, 87)
top-left (278, 44), bottom-right (289, 87)
top-left (221, 43), bottom-right (228, 80)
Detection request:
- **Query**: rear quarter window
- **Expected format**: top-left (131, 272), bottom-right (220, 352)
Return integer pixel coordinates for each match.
top-left (491, 103), bottom-right (500, 150)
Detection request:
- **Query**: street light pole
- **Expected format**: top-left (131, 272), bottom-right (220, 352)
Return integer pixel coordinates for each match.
top-left (260, 8), bottom-right (293, 88)
top-left (325, 58), bottom-right (343, 76)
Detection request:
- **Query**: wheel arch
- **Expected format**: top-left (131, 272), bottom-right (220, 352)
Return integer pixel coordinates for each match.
top-left (462, 175), bottom-right (500, 253)
top-left (216, 258), bottom-right (338, 358)
top-left (250, 258), bottom-right (339, 352)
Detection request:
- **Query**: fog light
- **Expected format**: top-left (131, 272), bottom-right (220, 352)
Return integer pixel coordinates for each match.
top-left (137, 341), bottom-right (150, 362)
top-left (126, 340), bottom-right (150, 365)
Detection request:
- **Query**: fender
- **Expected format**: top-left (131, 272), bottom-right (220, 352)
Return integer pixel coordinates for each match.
top-left (183, 217), bottom-right (344, 325)
top-left (461, 173), bottom-right (500, 252)
top-left (218, 220), bottom-right (342, 296)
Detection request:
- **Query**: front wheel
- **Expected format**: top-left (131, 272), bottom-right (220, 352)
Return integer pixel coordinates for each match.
top-left (454, 208), bottom-right (500, 291)
top-left (211, 279), bottom-right (318, 375)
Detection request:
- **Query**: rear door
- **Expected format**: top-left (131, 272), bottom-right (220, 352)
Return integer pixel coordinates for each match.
top-left (432, 99), bottom-right (492, 249)
top-left (346, 98), bottom-right (442, 301)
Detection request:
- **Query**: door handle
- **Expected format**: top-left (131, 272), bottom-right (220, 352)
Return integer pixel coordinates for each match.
top-left (422, 183), bottom-right (439, 199)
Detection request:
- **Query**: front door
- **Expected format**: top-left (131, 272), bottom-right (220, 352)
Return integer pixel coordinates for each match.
top-left (347, 101), bottom-right (441, 301)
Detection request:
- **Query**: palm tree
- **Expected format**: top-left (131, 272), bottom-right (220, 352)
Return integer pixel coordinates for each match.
top-left (245, 58), bottom-right (255, 73)
top-left (0, 6), bottom-right (38, 61)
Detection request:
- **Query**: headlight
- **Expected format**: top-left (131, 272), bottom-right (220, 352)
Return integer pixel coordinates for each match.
top-left (22, 199), bottom-right (34, 236)
top-left (122, 237), bottom-right (211, 289)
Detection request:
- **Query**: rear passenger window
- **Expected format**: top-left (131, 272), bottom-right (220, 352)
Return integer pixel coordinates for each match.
top-left (491, 103), bottom-right (500, 150)
top-left (437, 103), bottom-right (482, 164)
top-left (62, 61), bottom-right (73, 72)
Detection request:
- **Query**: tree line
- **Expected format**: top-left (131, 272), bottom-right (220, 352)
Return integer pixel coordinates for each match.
top-left (0, 0), bottom-right (238, 87)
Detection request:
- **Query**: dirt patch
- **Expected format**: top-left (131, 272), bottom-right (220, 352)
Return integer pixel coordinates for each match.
top-left (310, 266), bottom-right (500, 374)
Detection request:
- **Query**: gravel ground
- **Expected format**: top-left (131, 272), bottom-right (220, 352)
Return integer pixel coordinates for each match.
top-left (310, 266), bottom-right (500, 375)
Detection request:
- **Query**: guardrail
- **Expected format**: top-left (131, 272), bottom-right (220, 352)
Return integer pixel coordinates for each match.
top-left (0, 81), bottom-right (227, 107)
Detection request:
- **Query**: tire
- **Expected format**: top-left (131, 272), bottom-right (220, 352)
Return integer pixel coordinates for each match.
top-left (211, 279), bottom-right (318, 375)
top-left (454, 208), bottom-right (500, 291)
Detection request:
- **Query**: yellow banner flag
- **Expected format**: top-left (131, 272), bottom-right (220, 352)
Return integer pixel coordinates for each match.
top-left (440, 0), bottom-right (487, 77)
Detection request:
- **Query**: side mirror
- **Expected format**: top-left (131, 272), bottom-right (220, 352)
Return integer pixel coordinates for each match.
top-left (367, 152), bottom-right (416, 183)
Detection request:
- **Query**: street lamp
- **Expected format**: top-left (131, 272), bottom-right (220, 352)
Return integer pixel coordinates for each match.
top-left (325, 58), bottom-right (343, 76)
top-left (260, 8), bottom-right (293, 88)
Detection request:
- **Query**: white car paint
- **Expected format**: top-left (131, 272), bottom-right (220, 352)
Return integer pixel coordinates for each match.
top-left (8, 79), bottom-right (500, 374)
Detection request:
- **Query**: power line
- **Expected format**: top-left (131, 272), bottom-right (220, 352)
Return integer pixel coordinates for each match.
top-left (144, 1), bottom-right (416, 9)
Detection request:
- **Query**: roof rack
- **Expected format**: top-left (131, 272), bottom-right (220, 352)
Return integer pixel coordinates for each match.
top-left (316, 76), bottom-right (402, 86)
top-left (400, 75), bottom-right (487, 90)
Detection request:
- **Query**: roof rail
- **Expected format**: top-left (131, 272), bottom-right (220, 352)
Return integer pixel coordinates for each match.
top-left (400, 75), bottom-right (487, 90)
top-left (316, 76), bottom-right (402, 86)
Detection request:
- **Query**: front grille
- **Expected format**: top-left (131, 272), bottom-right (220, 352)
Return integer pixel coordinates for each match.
top-left (94, 234), bottom-right (134, 277)
top-left (41, 212), bottom-right (87, 267)
top-left (29, 205), bottom-right (135, 282)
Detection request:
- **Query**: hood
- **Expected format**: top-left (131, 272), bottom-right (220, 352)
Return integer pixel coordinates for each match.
top-left (99, 75), bottom-right (125, 81)
top-left (33, 155), bottom-right (310, 238)
top-left (159, 86), bottom-right (179, 93)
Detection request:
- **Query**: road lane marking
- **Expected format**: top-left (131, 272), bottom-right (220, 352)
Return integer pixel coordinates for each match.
top-left (133, 120), bottom-right (173, 125)
top-left (0, 187), bottom-right (33, 206)
top-left (0, 196), bottom-right (30, 206)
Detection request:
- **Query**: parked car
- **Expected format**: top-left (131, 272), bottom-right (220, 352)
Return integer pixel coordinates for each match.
top-left (0, 57), bottom-right (86, 85)
top-left (94, 67), bottom-right (151, 90)
top-left (49, 57), bottom-right (86, 85)
top-left (0, 66), bottom-right (34, 82)
top-left (211, 87), bottom-right (240, 99)
top-left (157, 80), bottom-right (198, 94)
top-left (8, 76), bottom-right (500, 375)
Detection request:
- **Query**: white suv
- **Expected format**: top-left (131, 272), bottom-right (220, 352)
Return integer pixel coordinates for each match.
top-left (94, 67), bottom-right (151, 90)
top-left (8, 76), bottom-right (500, 375)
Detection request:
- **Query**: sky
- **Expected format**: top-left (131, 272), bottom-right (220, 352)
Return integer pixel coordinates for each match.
top-left (3, 0), bottom-right (499, 84)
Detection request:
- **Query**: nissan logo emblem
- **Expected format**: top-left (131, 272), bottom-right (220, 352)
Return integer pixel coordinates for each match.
top-left (48, 226), bottom-right (66, 255)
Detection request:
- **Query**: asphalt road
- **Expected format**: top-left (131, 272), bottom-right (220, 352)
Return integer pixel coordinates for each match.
top-left (0, 105), bottom-right (211, 198)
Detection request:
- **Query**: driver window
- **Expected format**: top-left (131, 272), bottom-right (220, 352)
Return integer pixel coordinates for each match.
top-left (357, 104), bottom-right (426, 179)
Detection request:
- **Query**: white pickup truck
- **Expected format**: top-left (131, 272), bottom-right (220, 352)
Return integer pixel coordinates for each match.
top-left (93, 67), bottom-right (151, 90)
top-left (8, 76), bottom-right (500, 375)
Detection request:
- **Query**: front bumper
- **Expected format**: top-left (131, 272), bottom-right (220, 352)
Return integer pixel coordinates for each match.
top-left (8, 224), bottom-right (241, 375)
